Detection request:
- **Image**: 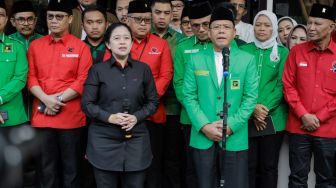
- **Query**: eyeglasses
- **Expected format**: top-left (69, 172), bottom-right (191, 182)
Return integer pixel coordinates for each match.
top-left (14, 16), bottom-right (36, 25)
top-left (231, 3), bottom-right (246, 9)
top-left (172, 4), bottom-right (184, 10)
top-left (210, 24), bottom-right (234, 31)
top-left (128, 16), bottom-right (151, 24)
top-left (191, 22), bottom-right (210, 30)
top-left (181, 20), bottom-right (190, 27)
top-left (47, 14), bottom-right (69, 21)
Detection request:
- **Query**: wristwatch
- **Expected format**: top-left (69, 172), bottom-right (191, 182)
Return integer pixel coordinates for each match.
top-left (56, 95), bottom-right (63, 103)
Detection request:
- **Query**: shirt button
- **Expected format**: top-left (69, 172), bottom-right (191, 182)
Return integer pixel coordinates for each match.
top-left (122, 86), bottom-right (126, 90)
top-left (217, 96), bottom-right (221, 100)
top-left (315, 84), bottom-right (319, 88)
top-left (122, 74), bottom-right (125, 77)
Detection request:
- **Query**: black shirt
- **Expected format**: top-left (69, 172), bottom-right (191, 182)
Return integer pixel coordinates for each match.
top-left (81, 56), bottom-right (159, 171)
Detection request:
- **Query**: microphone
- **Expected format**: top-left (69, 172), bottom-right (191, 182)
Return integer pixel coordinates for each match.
top-left (122, 99), bottom-right (132, 139)
top-left (222, 47), bottom-right (230, 77)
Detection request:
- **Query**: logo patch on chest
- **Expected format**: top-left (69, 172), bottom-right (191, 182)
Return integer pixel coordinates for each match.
top-left (3, 43), bottom-right (13, 53)
top-left (148, 47), bottom-right (161, 55)
top-left (231, 80), bottom-right (240, 90)
top-left (331, 62), bottom-right (336, 73)
top-left (299, 61), bottom-right (308, 67)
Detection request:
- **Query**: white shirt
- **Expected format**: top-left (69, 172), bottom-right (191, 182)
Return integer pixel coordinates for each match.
top-left (235, 21), bottom-right (254, 43)
top-left (214, 52), bottom-right (223, 86)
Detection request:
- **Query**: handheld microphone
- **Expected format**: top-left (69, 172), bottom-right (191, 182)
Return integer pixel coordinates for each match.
top-left (222, 47), bottom-right (230, 77)
top-left (122, 99), bottom-right (132, 139)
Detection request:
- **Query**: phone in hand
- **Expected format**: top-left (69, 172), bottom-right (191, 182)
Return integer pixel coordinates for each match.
top-left (38, 101), bottom-right (46, 113)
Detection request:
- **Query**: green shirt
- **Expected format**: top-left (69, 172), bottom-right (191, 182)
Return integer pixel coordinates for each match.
top-left (183, 43), bottom-right (258, 150)
top-left (151, 26), bottom-right (184, 115)
top-left (0, 33), bottom-right (28, 127)
top-left (84, 39), bottom-right (107, 64)
top-left (9, 32), bottom-right (43, 50)
top-left (173, 35), bottom-right (212, 124)
top-left (241, 43), bottom-right (289, 131)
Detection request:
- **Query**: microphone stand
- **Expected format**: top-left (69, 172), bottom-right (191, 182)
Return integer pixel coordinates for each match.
top-left (219, 47), bottom-right (230, 187)
top-left (122, 99), bottom-right (132, 139)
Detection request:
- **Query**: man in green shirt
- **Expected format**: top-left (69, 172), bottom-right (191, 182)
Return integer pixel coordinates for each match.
top-left (0, 1), bottom-right (28, 128)
top-left (172, 1), bottom-right (212, 187)
top-left (82, 5), bottom-right (108, 64)
top-left (150, 0), bottom-right (184, 187)
top-left (9, 1), bottom-right (43, 50)
top-left (183, 6), bottom-right (258, 188)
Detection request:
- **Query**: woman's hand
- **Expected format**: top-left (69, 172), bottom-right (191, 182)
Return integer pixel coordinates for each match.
top-left (121, 114), bottom-right (138, 131)
top-left (108, 113), bottom-right (127, 125)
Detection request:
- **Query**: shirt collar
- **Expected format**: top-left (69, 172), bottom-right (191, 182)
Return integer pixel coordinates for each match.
top-left (109, 56), bottom-right (135, 68)
top-left (307, 39), bottom-right (336, 54)
top-left (193, 35), bottom-right (211, 46)
top-left (84, 38), bottom-right (105, 48)
top-left (48, 33), bottom-right (71, 46)
top-left (133, 33), bottom-right (150, 44)
top-left (0, 33), bottom-right (5, 43)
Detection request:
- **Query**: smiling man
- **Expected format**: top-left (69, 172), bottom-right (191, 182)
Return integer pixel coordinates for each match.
top-left (283, 3), bottom-right (336, 188)
top-left (183, 6), bottom-right (258, 188)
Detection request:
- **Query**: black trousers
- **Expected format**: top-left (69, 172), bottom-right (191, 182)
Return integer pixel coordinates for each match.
top-left (145, 121), bottom-right (164, 188)
top-left (93, 167), bottom-right (146, 188)
top-left (248, 131), bottom-right (285, 188)
top-left (163, 115), bottom-right (184, 188)
top-left (193, 144), bottom-right (248, 188)
top-left (288, 133), bottom-right (336, 188)
top-left (181, 125), bottom-right (197, 188)
top-left (36, 127), bottom-right (82, 188)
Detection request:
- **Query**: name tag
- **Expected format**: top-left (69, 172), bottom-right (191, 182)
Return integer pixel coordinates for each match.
top-left (194, 70), bottom-right (209, 76)
top-left (299, 62), bottom-right (308, 67)
top-left (61, 54), bottom-right (79, 58)
top-left (184, 49), bottom-right (199, 54)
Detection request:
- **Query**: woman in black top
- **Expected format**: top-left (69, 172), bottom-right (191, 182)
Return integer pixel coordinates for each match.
top-left (81, 23), bottom-right (159, 188)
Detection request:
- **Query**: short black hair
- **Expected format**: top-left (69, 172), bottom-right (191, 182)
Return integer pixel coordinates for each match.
top-left (151, 0), bottom-right (172, 8)
top-left (104, 23), bottom-right (133, 43)
top-left (82, 5), bottom-right (107, 23)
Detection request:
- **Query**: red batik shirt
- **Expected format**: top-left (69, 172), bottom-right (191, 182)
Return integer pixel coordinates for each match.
top-left (282, 39), bottom-right (336, 138)
top-left (27, 34), bottom-right (93, 129)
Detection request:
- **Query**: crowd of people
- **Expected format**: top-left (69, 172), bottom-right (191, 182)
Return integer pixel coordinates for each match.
top-left (0, 0), bottom-right (336, 188)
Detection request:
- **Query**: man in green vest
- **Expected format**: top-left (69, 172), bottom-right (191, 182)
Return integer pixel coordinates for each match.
top-left (173, 1), bottom-right (212, 187)
top-left (150, 0), bottom-right (184, 187)
top-left (183, 6), bottom-right (258, 188)
top-left (82, 5), bottom-right (108, 64)
top-left (9, 0), bottom-right (43, 50)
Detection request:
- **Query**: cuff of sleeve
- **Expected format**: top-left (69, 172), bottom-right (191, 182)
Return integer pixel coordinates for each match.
top-left (70, 84), bottom-right (83, 95)
top-left (99, 111), bottom-right (111, 123)
top-left (194, 118), bottom-right (211, 133)
top-left (315, 109), bottom-right (328, 123)
top-left (295, 105), bottom-right (308, 119)
top-left (134, 111), bottom-right (144, 123)
top-left (0, 96), bottom-right (3, 105)
top-left (228, 116), bottom-right (239, 133)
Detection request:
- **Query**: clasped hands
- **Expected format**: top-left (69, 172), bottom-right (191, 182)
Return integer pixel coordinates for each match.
top-left (108, 113), bottom-right (138, 131)
top-left (301, 113), bottom-right (320, 132)
top-left (253, 104), bottom-right (269, 131)
top-left (201, 120), bottom-right (232, 142)
top-left (41, 92), bottom-right (65, 116)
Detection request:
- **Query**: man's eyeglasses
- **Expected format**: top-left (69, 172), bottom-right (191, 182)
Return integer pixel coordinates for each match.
top-left (191, 22), bottom-right (210, 30)
top-left (181, 20), bottom-right (190, 27)
top-left (210, 24), bottom-right (234, 31)
top-left (128, 16), bottom-right (151, 24)
top-left (231, 3), bottom-right (246, 9)
top-left (47, 14), bottom-right (69, 21)
top-left (172, 4), bottom-right (184, 10)
top-left (14, 17), bottom-right (36, 25)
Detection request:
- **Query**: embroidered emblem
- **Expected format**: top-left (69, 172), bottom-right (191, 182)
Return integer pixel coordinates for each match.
top-left (3, 43), bottom-right (13, 53)
top-left (194, 70), bottom-right (209, 76)
top-left (330, 62), bottom-right (336, 73)
top-left (148, 47), bottom-right (161, 55)
top-left (231, 80), bottom-right (240, 90)
top-left (322, 8), bottom-right (326, 13)
top-left (61, 54), bottom-right (79, 58)
top-left (68, 48), bottom-right (74, 52)
top-left (184, 49), bottom-right (199, 54)
top-left (299, 61), bottom-right (308, 67)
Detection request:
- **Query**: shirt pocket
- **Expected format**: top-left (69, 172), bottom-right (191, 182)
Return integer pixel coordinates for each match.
top-left (0, 54), bottom-right (17, 80)
top-left (323, 72), bottom-right (336, 94)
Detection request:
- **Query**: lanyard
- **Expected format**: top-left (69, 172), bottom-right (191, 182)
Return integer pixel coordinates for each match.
top-left (137, 40), bottom-right (148, 61)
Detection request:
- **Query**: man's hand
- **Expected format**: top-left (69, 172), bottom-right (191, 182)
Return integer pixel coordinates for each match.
top-left (121, 114), bottom-right (138, 131)
top-left (0, 114), bottom-right (4, 124)
top-left (201, 121), bottom-right (223, 142)
top-left (301, 114), bottom-right (320, 131)
top-left (42, 93), bottom-right (65, 114)
top-left (253, 118), bottom-right (267, 131)
top-left (253, 104), bottom-right (269, 122)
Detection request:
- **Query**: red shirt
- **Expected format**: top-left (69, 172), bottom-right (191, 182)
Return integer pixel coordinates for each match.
top-left (282, 39), bottom-right (336, 138)
top-left (131, 33), bottom-right (173, 123)
top-left (27, 34), bottom-right (93, 129)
